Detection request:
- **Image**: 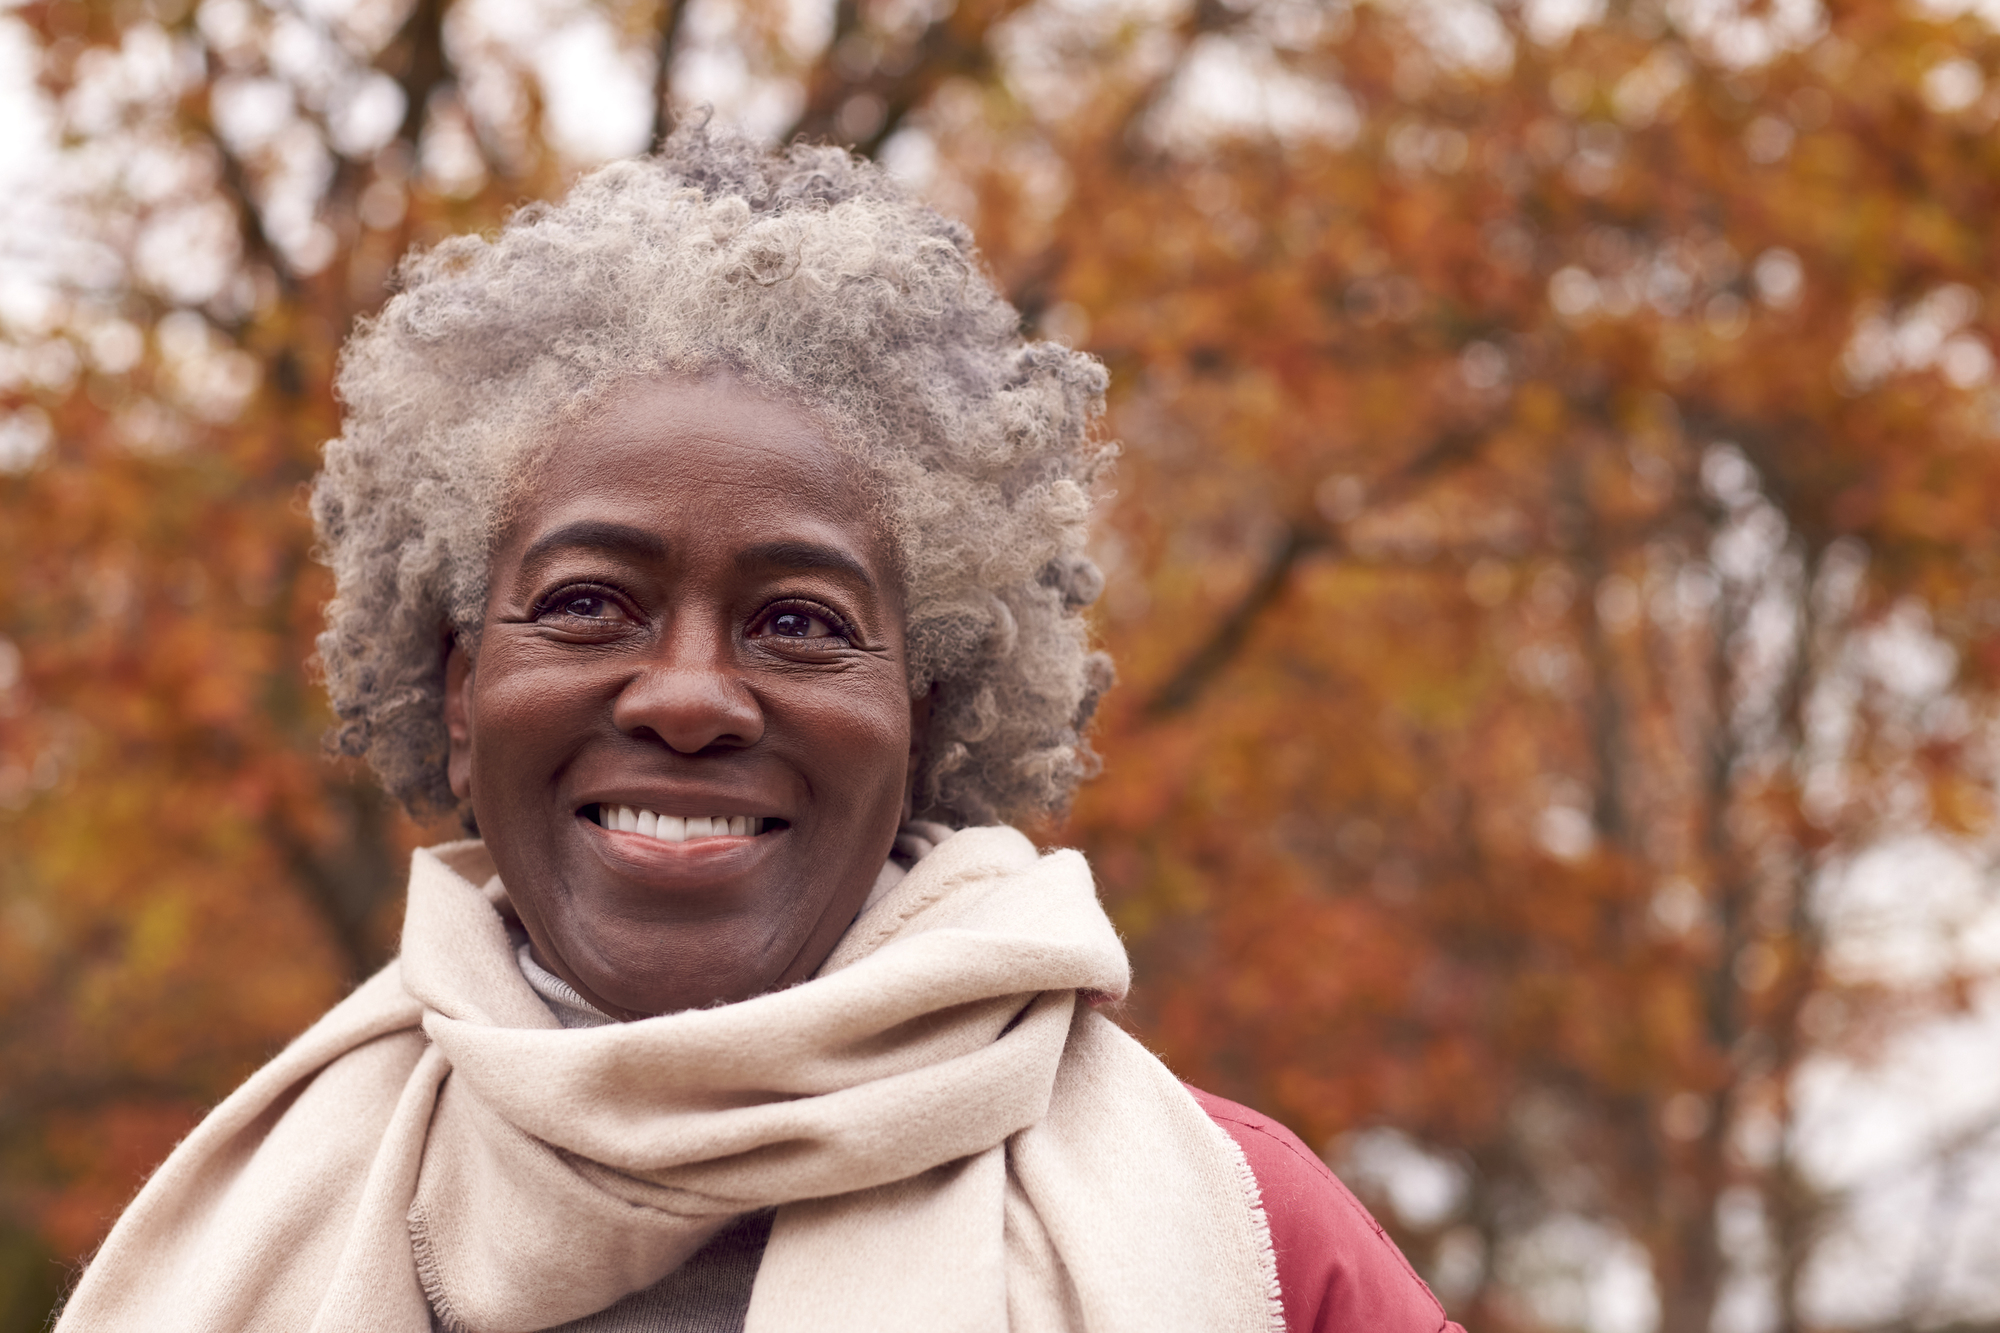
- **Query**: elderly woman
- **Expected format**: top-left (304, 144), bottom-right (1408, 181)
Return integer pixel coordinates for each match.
top-left (57, 129), bottom-right (1458, 1333)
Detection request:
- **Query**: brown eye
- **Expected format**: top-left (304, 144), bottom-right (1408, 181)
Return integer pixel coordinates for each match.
top-left (755, 603), bottom-right (851, 645)
top-left (771, 610), bottom-right (831, 637)
top-left (535, 586), bottom-right (629, 624)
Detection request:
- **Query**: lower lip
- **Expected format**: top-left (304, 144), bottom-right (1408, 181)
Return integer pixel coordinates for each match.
top-left (579, 814), bottom-right (782, 884)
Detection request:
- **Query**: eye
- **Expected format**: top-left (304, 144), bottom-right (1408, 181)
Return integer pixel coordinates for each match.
top-left (771, 610), bottom-right (831, 638)
top-left (753, 603), bottom-right (852, 646)
top-left (535, 585), bottom-right (632, 626)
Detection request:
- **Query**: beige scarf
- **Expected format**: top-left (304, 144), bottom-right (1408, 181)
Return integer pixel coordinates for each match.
top-left (57, 828), bottom-right (1283, 1333)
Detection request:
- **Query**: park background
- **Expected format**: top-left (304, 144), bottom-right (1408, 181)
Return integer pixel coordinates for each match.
top-left (4, 0), bottom-right (2000, 1326)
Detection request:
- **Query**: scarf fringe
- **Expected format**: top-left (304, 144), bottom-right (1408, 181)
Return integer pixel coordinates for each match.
top-left (409, 1200), bottom-right (463, 1333)
top-left (1220, 1132), bottom-right (1288, 1333)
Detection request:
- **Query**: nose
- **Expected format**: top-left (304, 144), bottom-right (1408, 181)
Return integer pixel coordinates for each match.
top-left (610, 617), bottom-right (765, 754)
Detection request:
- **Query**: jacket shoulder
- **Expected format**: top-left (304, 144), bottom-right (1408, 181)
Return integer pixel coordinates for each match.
top-left (1186, 1085), bottom-right (1463, 1333)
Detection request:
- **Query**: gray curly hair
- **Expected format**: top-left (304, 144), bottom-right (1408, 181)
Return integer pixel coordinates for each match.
top-left (311, 124), bottom-right (1114, 828)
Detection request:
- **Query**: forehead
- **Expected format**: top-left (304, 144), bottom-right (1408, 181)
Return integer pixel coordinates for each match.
top-left (502, 376), bottom-right (886, 565)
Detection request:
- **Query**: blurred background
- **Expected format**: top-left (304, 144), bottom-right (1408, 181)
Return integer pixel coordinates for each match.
top-left (3, 0), bottom-right (2000, 1326)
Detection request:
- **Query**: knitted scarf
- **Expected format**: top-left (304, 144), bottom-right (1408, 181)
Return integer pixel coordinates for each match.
top-left (56, 828), bottom-right (1283, 1333)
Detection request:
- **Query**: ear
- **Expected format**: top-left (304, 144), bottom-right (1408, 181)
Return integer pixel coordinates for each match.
top-left (903, 684), bottom-right (936, 822)
top-left (444, 636), bottom-right (475, 803)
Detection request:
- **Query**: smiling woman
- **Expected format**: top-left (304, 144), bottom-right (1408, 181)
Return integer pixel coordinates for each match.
top-left (445, 379), bottom-right (920, 1021)
top-left (53, 127), bottom-right (1459, 1333)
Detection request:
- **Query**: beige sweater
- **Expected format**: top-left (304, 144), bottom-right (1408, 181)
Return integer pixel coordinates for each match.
top-left (58, 828), bottom-right (1283, 1333)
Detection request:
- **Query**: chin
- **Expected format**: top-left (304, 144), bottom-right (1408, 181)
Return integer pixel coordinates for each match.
top-left (540, 874), bottom-right (845, 1017)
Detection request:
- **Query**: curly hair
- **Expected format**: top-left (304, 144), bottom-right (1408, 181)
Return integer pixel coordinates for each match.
top-left (310, 124), bottom-right (1114, 829)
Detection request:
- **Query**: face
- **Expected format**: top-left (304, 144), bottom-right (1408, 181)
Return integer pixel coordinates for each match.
top-left (444, 375), bottom-right (923, 1019)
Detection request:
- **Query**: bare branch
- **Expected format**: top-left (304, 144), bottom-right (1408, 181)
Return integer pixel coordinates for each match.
top-left (1144, 522), bottom-right (1331, 717)
top-left (268, 775), bottom-right (406, 980)
top-left (1104, 0), bottom-right (1254, 161)
top-left (784, 0), bottom-right (1029, 155)
top-left (649, 0), bottom-right (692, 150)
top-left (1141, 428), bottom-right (1488, 718)
top-left (382, 0), bottom-right (451, 149)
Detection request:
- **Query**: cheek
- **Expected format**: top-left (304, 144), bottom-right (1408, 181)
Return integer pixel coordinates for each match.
top-left (469, 653), bottom-right (608, 774)
top-left (791, 684), bottom-right (912, 800)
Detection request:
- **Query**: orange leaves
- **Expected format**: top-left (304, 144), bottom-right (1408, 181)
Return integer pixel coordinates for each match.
top-left (31, 1102), bottom-right (203, 1260)
top-left (979, 3), bottom-right (2000, 1318)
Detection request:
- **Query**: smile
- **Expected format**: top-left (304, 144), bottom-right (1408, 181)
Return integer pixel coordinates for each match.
top-left (590, 805), bottom-right (780, 842)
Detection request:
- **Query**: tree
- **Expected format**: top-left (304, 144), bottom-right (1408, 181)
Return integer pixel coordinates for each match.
top-left (1001, 5), bottom-right (2000, 1326)
top-left (4, 0), bottom-right (2000, 1327)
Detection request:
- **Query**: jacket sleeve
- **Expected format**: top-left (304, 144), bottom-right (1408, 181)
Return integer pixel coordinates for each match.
top-left (1186, 1085), bottom-right (1466, 1333)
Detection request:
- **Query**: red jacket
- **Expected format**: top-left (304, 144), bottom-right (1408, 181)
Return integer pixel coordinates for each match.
top-left (1189, 1087), bottom-right (1467, 1333)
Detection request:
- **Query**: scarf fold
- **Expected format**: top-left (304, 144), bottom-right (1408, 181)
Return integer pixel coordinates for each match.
top-left (57, 828), bottom-right (1283, 1333)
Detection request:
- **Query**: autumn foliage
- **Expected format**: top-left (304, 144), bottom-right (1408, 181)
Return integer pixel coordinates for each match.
top-left (5, 0), bottom-right (2000, 1327)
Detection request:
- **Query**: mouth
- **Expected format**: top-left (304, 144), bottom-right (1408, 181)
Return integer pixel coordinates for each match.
top-left (585, 803), bottom-right (789, 844)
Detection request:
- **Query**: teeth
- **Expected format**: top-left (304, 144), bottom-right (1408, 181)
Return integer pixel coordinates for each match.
top-left (601, 806), bottom-right (763, 843)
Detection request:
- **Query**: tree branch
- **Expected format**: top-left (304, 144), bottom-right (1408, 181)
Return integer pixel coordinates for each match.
top-left (1144, 523), bottom-right (1329, 717)
top-left (193, 87), bottom-right (298, 302)
top-left (383, 0), bottom-right (451, 149)
top-left (1103, 0), bottom-right (1253, 162)
top-left (783, 0), bottom-right (1027, 155)
top-left (649, 0), bottom-right (692, 150)
top-left (269, 777), bottom-right (404, 980)
top-left (1141, 427), bottom-right (1488, 718)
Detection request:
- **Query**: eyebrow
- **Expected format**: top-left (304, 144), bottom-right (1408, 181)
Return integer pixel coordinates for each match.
top-left (519, 520), bottom-right (669, 570)
top-left (517, 524), bottom-right (877, 592)
top-left (739, 540), bottom-right (877, 592)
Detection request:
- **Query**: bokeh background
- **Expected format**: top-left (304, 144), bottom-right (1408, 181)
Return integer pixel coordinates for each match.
top-left (4, 0), bottom-right (2000, 1326)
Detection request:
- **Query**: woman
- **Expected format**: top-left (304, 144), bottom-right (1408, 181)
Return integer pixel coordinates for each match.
top-left (56, 128), bottom-right (1459, 1333)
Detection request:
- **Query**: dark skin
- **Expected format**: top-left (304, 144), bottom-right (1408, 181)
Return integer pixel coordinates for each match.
top-left (443, 375), bottom-right (927, 1020)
